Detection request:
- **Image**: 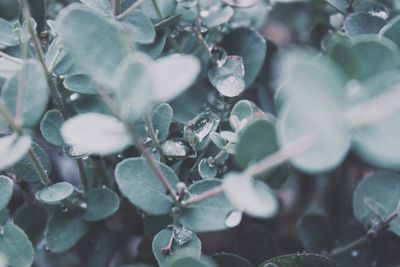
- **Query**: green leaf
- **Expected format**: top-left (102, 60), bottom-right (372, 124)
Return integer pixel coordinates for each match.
top-left (45, 37), bottom-right (74, 76)
top-left (141, 0), bottom-right (177, 21)
top-left (222, 173), bottom-right (279, 218)
top-left (0, 224), bottom-right (34, 267)
top-left (137, 30), bottom-right (167, 59)
top-left (0, 54), bottom-right (22, 80)
top-left (35, 182), bottom-right (74, 204)
top-left (208, 55), bottom-right (245, 97)
top-left (83, 187), bottom-right (120, 221)
top-left (115, 157), bottom-right (179, 215)
top-left (121, 9), bottom-right (156, 44)
top-left (198, 158), bottom-right (217, 179)
top-left (260, 253), bottom-right (337, 267)
top-left (0, 134), bottom-right (31, 171)
top-left (168, 257), bottom-right (218, 267)
top-left (152, 103), bottom-right (173, 142)
top-left (0, 59), bottom-right (49, 129)
top-left (152, 229), bottom-right (201, 267)
top-left (46, 210), bottom-right (88, 253)
top-left (143, 215), bottom-right (172, 239)
top-left (151, 54), bottom-right (200, 102)
top-left (13, 142), bottom-right (51, 182)
top-left (221, 0), bottom-right (257, 8)
top-left (202, 6), bottom-right (234, 28)
top-left (63, 74), bottom-right (97, 94)
top-left (14, 203), bottom-right (47, 242)
top-left (180, 179), bottom-right (237, 232)
top-left (381, 15), bottom-right (400, 50)
top-left (80, 0), bottom-right (111, 15)
top-left (212, 252), bottom-right (253, 267)
top-left (229, 100), bottom-right (268, 133)
top-left (55, 4), bottom-right (129, 84)
top-left (0, 17), bottom-right (19, 47)
top-left (324, 0), bottom-right (349, 13)
top-left (221, 28), bottom-right (266, 88)
top-left (112, 54), bottom-right (153, 119)
top-left (0, 175), bottom-right (13, 211)
top-left (353, 171), bottom-right (400, 236)
top-left (61, 113), bottom-right (131, 156)
top-left (343, 12), bottom-right (386, 37)
top-left (40, 109), bottom-right (65, 147)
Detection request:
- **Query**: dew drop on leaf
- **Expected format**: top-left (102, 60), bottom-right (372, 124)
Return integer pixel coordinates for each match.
top-left (351, 250), bottom-right (360, 258)
top-left (170, 29), bottom-right (179, 38)
top-left (160, 138), bottom-right (196, 158)
top-left (172, 226), bottom-right (194, 245)
top-left (225, 210), bottom-right (242, 228)
top-left (210, 46), bottom-right (228, 67)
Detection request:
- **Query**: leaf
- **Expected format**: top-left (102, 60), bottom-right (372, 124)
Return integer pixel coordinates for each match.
top-left (141, 0), bottom-right (177, 21)
top-left (202, 6), bottom-right (234, 28)
top-left (121, 9), bottom-right (156, 44)
top-left (151, 54), bottom-right (201, 102)
top-left (324, 0), bottom-right (349, 13)
top-left (137, 30), bottom-right (167, 59)
top-left (0, 175), bottom-right (13, 211)
top-left (353, 171), bottom-right (400, 236)
top-left (152, 229), bottom-right (201, 267)
top-left (260, 253), bottom-right (337, 267)
top-left (0, 56), bottom-right (22, 80)
top-left (381, 14), bottom-right (400, 50)
top-left (212, 252), bottom-right (253, 267)
top-left (35, 182), bottom-right (74, 204)
top-left (46, 210), bottom-right (88, 253)
top-left (45, 37), bottom-right (74, 76)
top-left (0, 224), bottom-right (34, 267)
top-left (208, 56), bottom-right (245, 97)
top-left (168, 257), bottom-right (218, 267)
top-left (0, 134), bottom-right (31, 171)
top-left (80, 0), bottom-right (111, 15)
top-left (343, 12), bottom-right (386, 37)
top-left (61, 113), bottom-right (131, 156)
top-left (14, 203), bottom-right (47, 242)
top-left (55, 4), bottom-right (129, 84)
top-left (198, 158), bottom-right (217, 179)
top-left (229, 100), bottom-right (268, 132)
top-left (112, 54), bottom-right (153, 119)
top-left (222, 173), bottom-right (279, 218)
top-left (221, 28), bottom-right (266, 88)
top-left (115, 157), bottom-right (179, 215)
top-left (180, 179), bottom-right (237, 232)
top-left (0, 59), bottom-right (49, 129)
top-left (221, 0), bottom-right (257, 8)
top-left (40, 109), bottom-right (65, 147)
top-left (63, 74), bottom-right (97, 94)
top-left (0, 17), bottom-right (19, 47)
top-left (143, 215), bottom-right (172, 239)
top-left (13, 142), bottom-right (51, 182)
top-left (83, 187), bottom-right (120, 221)
top-left (152, 103), bottom-right (173, 142)
top-left (298, 213), bottom-right (334, 253)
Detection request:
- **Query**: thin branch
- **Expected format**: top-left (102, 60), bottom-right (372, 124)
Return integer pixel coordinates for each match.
top-left (116, 0), bottom-right (146, 20)
top-left (0, 51), bottom-right (22, 64)
top-left (182, 185), bottom-right (223, 206)
top-left (27, 148), bottom-right (52, 185)
top-left (151, 0), bottom-right (164, 19)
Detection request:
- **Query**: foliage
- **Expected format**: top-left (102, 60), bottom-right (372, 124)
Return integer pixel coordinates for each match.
top-left (0, 0), bottom-right (400, 267)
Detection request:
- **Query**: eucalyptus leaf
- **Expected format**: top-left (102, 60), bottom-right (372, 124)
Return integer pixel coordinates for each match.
top-left (80, 0), bottom-right (111, 15)
top-left (61, 113), bottom-right (131, 156)
top-left (260, 253), bottom-right (337, 267)
top-left (202, 6), bottom-right (234, 28)
top-left (0, 56), bottom-right (22, 80)
top-left (13, 142), bottom-right (51, 183)
top-left (141, 0), bottom-right (177, 21)
top-left (0, 175), bottom-right (13, 211)
top-left (324, 0), bottom-right (349, 13)
top-left (46, 210), bottom-right (88, 253)
top-left (45, 37), bottom-right (74, 76)
top-left (168, 257), bottom-right (218, 267)
top-left (115, 157), bottom-right (179, 215)
top-left (121, 9), bottom-right (156, 44)
top-left (40, 109), bottom-right (65, 147)
top-left (212, 252), bottom-right (253, 267)
top-left (0, 17), bottom-right (19, 47)
top-left (180, 179), bottom-right (237, 232)
top-left (229, 100), bottom-right (268, 132)
top-left (83, 187), bottom-right (120, 221)
top-left (14, 203), bottom-right (47, 242)
top-left (222, 173), bottom-right (279, 218)
top-left (381, 14), bottom-right (400, 49)
top-left (221, 28), bottom-right (267, 88)
top-left (0, 224), bottom-right (34, 267)
top-left (137, 30), bottom-right (167, 59)
top-left (198, 158), bottom-right (217, 179)
top-left (0, 134), bottom-right (32, 171)
top-left (152, 103), bottom-right (173, 142)
top-left (353, 171), bottom-right (400, 236)
top-left (35, 182), bottom-right (74, 204)
top-left (221, 0), bottom-right (258, 8)
top-left (208, 55), bottom-right (245, 97)
top-left (152, 229), bottom-right (201, 267)
top-left (343, 12), bottom-right (386, 37)
top-left (63, 74), bottom-right (97, 94)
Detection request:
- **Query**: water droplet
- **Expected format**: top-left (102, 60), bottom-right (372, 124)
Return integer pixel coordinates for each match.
top-left (225, 211), bottom-right (242, 228)
top-left (200, 22), bottom-right (208, 34)
top-left (210, 46), bottom-right (227, 68)
top-left (160, 138), bottom-right (196, 158)
top-left (69, 93), bottom-right (80, 102)
top-left (172, 226), bottom-right (194, 245)
top-left (184, 111), bottom-right (220, 149)
top-left (368, 8), bottom-right (389, 19)
top-left (101, 185), bottom-right (106, 189)
top-left (0, 227), bottom-right (4, 235)
top-left (218, 164), bottom-right (228, 174)
top-left (351, 250), bottom-right (360, 258)
top-left (177, 0), bottom-right (198, 9)
top-left (60, 205), bottom-right (69, 213)
top-left (170, 29), bottom-right (179, 38)
top-left (200, 10), bottom-right (210, 17)
top-left (79, 202), bottom-right (88, 209)
top-left (117, 154), bottom-right (124, 159)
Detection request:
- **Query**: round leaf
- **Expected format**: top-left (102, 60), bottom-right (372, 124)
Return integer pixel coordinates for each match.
top-left (0, 224), bottom-right (34, 267)
top-left (35, 182), bottom-right (74, 204)
top-left (168, 257), bottom-right (218, 267)
top-left (40, 109), bottom-right (65, 147)
top-left (46, 210), bottom-right (88, 253)
top-left (115, 157), bottom-right (179, 215)
top-left (83, 187), bottom-right (120, 221)
top-left (14, 203), bottom-right (47, 242)
top-left (152, 103), bottom-right (173, 142)
top-left (81, 0), bottom-right (111, 15)
top-left (121, 9), bottom-right (156, 44)
top-left (0, 134), bottom-right (31, 171)
top-left (212, 252), bottom-right (253, 267)
top-left (260, 253), bottom-right (337, 267)
top-left (141, 0), bottom-right (177, 21)
top-left (0, 175), bottom-right (13, 211)
top-left (152, 229), bottom-right (201, 267)
top-left (0, 18), bottom-right (19, 47)
top-left (343, 12), bottom-right (386, 37)
top-left (63, 74), bottom-right (97, 94)
top-left (180, 179), bottom-right (237, 232)
top-left (198, 158), bottom-right (217, 179)
top-left (381, 14), bottom-right (400, 50)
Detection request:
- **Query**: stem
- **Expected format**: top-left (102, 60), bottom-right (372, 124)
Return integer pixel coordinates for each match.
top-left (151, 0), bottom-right (164, 19)
top-left (15, 59), bottom-right (26, 127)
top-left (143, 112), bottom-right (160, 149)
top-left (27, 148), bottom-right (51, 185)
top-left (76, 158), bottom-right (89, 192)
top-left (194, 2), bottom-right (213, 59)
top-left (0, 51), bottom-right (22, 64)
top-left (116, 0), bottom-right (145, 20)
top-left (330, 235), bottom-right (369, 257)
top-left (48, 45), bottom-right (64, 73)
top-left (182, 185), bottom-right (223, 206)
